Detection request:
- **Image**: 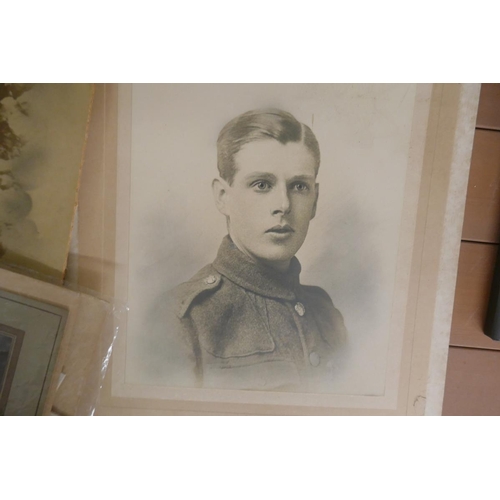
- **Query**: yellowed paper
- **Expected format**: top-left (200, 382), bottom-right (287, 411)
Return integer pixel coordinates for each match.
top-left (0, 84), bottom-right (94, 282)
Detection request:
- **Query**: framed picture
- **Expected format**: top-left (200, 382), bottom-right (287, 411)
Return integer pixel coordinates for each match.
top-left (0, 289), bottom-right (68, 415)
top-left (75, 84), bottom-right (480, 415)
top-left (0, 267), bottom-right (113, 416)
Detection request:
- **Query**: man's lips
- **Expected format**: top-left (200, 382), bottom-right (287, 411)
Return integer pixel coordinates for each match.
top-left (265, 225), bottom-right (294, 234)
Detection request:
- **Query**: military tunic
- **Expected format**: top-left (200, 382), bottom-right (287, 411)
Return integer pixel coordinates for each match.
top-left (155, 235), bottom-right (347, 392)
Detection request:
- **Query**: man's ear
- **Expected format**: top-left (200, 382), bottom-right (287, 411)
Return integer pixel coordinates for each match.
top-left (212, 178), bottom-right (230, 216)
top-left (310, 183), bottom-right (319, 220)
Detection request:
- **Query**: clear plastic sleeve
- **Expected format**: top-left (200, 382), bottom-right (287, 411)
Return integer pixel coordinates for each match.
top-left (0, 266), bottom-right (125, 416)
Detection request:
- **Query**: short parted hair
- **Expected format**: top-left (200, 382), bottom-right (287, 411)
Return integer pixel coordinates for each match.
top-left (217, 108), bottom-right (321, 185)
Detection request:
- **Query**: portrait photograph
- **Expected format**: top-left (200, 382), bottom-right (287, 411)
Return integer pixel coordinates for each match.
top-left (79, 83), bottom-right (479, 415)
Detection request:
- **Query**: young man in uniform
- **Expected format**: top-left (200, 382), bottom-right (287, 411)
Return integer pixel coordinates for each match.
top-left (158, 108), bottom-right (347, 392)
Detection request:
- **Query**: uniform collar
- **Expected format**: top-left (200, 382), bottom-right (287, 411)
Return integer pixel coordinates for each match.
top-left (212, 235), bottom-right (301, 301)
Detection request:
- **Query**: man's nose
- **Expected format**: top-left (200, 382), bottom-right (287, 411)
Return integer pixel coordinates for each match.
top-left (272, 186), bottom-right (291, 215)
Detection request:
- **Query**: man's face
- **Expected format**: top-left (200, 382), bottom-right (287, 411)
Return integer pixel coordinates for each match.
top-left (216, 139), bottom-right (319, 270)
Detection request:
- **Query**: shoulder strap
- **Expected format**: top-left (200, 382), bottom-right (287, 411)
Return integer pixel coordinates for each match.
top-left (173, 266), bottom-right (223, 318)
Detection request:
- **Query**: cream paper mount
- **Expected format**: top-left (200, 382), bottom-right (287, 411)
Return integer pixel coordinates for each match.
top-left (75, 84), bottom-right (480, 415)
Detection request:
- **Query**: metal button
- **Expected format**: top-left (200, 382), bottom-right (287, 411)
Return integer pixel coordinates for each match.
top-left (309, 351), bottom-right (320, 367)
top-left (294, 302), bottom-right (305, 316)
top-left (204, 275), bottom-right (218, 285)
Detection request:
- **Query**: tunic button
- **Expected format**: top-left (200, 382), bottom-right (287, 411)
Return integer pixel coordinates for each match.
top-left (204, 275), bottom-right (218, 285)
top-left (309, 351), bottom-right (320, 367)
top-left (294, 302), bottom-right (305, 316)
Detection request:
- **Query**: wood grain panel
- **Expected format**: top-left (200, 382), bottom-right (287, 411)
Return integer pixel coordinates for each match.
top-left (443, 85), bottom-right (500, 415)
top-left (442, 347), bottom-right (500, 415)
top-left (476, 83), bottom-right (500, 131)
top-left (461, 129), bottom-right (500, 243)
top-left (449, 242), bottom-right (500, 350)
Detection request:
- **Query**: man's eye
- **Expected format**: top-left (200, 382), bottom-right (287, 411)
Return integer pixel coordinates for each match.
top-left (253, 181), bottom-right (271, 191)
top-left (293, 182), bottom-right (309, 192)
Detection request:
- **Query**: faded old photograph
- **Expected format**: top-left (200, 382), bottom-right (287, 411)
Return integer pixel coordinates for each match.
top-left (152, 108), bottom-right (347, 392)
top-left (0, 83), bottom-right (93, 281)
top-left (123, 84), bottom-right (419, 396)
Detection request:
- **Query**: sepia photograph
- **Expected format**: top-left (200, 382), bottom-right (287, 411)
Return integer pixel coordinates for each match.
top-left (78, 83), bottom-right (480, 414)
top-left (144, 106), bottom-right (351, 392)
top-left (0, 83), bottom-right (93, 282)
top-left (114, 85), bottom-right (426, 398)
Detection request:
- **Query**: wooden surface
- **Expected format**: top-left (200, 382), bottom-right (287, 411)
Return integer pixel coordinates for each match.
top-left (442, 83), bottom-right (500, 414)
top-left (476, 84), bottom-right (500, 131)
top-left (442, 347), bottom-right (500, 415)
top-left (449, 242), bottom-right (500, 350)
top-left (462, 130), bottom-right (500, 243)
